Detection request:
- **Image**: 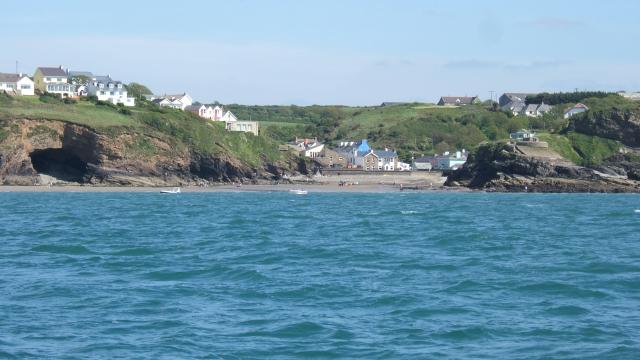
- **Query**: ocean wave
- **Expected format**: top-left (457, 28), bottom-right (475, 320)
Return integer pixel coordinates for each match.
top-left (31, 244), bottom-right (95, 255)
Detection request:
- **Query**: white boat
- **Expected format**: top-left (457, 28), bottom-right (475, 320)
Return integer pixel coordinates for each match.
top-left (160, 187), bottom-right (181, 194)
top-left (289, 189), bottom-right (308, 195)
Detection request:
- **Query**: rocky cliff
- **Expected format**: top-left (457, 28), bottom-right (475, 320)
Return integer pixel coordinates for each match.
top-left (567, 108), bottom-right (640, 147)
top-left (0, 119), bottom-right (309, 186)
top-left (445, 142), bottom-right (640, 193)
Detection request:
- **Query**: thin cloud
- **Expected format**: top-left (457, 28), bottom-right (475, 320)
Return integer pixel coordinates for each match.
top-left (444, 59), bottom-right (569, 70)
top-left (524, 17), bottom-right (585, 29)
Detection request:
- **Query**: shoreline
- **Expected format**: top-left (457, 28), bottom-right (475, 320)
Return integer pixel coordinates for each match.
top-left (0, 183), bottom-right (459, 193)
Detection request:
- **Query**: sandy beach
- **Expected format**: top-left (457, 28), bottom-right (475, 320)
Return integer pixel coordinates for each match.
top-left (0, 172), bottom-right (452, 193)
top-left (0, 183), bottom-right (456, 193)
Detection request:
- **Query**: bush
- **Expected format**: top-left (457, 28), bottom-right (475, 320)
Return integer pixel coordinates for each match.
top-left (526, 92), bottom-right (616, 105)
top-left (118, 108), bottom-right (132, 116)
top-left (63, 98), bottom-right (77, 105)
top-left (95, 100), bottom-right (117, 109)
top-left (39, 92), bottom-right (63, 104)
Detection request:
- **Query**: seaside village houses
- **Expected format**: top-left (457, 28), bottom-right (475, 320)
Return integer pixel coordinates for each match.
top-left (288, 138), bottom-right (414, 171)
top-left (0, 62), bottom-right (259, 135)
top-left (146, 93), bottom-right (259, 136)
top-left (413, 150), bottom-right (468, 171)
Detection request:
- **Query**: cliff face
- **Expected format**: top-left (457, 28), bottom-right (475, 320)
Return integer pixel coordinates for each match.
top-left (567, 108), bottom-right (640, 147)
top-left (0, 119), bottom-right (308, 186)
top-left (445, 142), bottom-right (640, 193)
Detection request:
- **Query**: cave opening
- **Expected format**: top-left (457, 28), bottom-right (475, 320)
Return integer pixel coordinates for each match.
top-left (29, 148), bottom-right (89, 183)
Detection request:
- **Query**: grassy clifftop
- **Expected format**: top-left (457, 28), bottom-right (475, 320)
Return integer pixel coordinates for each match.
top-left (0, 94), bottom-right (281, 167)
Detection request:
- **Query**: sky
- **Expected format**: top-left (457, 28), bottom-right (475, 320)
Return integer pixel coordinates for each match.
top-left (3, 0), bottom-right (640, 105)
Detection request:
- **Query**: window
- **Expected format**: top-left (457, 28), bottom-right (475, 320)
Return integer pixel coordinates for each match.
top-left (100, 91), bottom-right (106, 95)
top-left (21, 84), bottom-right (31, 89)
top-left (45, 77), bottom-right (51, 81)
top-left (110, 91), bottom-right (114, 95)
top-left (6, 84), bottom-right (16, 89)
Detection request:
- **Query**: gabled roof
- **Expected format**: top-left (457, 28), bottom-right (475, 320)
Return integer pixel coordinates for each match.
top-left (184, 104), bottom-right (205, 112)
top-left (565, 103), bottom-right (589, 112)
top-left (0, 73), bottom-right (23, 83)
top-left (439, 96), bottom-right (478, 105)
top-left (36, 67), bottom-right (67, 76)
top-left (375, 149), bottom-right (398, 158)
top-left (525, 104), bottom-right (539, 113)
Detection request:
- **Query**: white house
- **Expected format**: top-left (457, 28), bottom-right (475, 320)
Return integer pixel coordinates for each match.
top-left (151, 93), bottom-right (193, 110)
top-left (291, 138), bottom-right (325, 158)
top-left (523, 103), bottom-right (553, 117)
top-left (564, 103), bottom-right (589, 119)
top-left (0, 73), bottom-right (35, 96)
top-left (33, 66), bottom-right (75, 97)
top-left (226, 121), bottom-right (259, 136)
top-left (86, 75), bottom-right (135, 106)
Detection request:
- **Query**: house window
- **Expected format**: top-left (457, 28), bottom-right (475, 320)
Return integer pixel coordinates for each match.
top-left (45, 77), bottom-right (51, 81)
top-left (100, 91), bottom-right (106, 95)
top-left (21, 84), bottom-right (31, 89)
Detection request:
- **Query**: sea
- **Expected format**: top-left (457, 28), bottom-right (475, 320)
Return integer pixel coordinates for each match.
top-left (1, 192), bottom-right (639, 359)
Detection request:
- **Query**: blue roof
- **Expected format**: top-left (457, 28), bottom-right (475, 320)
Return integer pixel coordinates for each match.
top-left (357, 139), bottom-right (370, 153)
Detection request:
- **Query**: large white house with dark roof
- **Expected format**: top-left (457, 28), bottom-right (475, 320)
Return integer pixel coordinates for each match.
top-left (33, 66), bottom-right (75, 97)
top-left (86, 75), bottom-right (135, 106)
top-left (0, 73), bottom-right (35, 96)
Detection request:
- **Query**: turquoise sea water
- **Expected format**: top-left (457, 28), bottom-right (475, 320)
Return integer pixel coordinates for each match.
top-left (1, 192), bottom-right (639, 359)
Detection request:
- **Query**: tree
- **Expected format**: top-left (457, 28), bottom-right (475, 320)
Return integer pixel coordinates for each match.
top-left (126, 82), bottom-right (153, 99)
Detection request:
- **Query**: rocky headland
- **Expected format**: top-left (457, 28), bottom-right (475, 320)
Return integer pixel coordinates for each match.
top-left (446, 107), bottom-right (640, 193)
top-left (0, 119), bottom-right (310, 186)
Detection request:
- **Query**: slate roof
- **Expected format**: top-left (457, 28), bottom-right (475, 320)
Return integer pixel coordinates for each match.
top-left (375, 150), bottom-right (398, 158)
top-left (36, 67), bottom-right (67, 76)
top-left (184, 104), bottom-right (204, 112)
top-left (0, 73), bottom-right (22, 83)
top-left (439, 96), bottom-right (478, 105)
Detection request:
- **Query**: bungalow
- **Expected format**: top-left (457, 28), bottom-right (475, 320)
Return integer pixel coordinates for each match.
top-left (415, 150), bottom-right (467, 170)
top-left (226, 120), bottom-right (259, 136)
top-left (564, 103), bottom-right (589, 119)
top-left (33, 66), bottom-right (75, 97)
top-left (436, 151), bottom-right (467, 170)
top-left (413, 157), bottom-right (434, 171)
top-left (0, 73), bottom-right (35, 96)
top-left (510, 129), bottom-right (539, 143)
top-left (86, 75), bottom-right (135, 106)
top-left (151, 93), bottom-right (193, 110)
top-left (437, 96), bottom-right (480, 106)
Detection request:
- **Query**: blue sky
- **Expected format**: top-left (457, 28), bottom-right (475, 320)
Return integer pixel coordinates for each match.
top-left (3, 0), bottom-right (639, 105)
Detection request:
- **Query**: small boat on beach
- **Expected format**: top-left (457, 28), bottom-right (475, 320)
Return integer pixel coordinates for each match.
top-left (160, 187), bottom-right (181, 194)
top-left (289, 189), bottom-right (308, 195)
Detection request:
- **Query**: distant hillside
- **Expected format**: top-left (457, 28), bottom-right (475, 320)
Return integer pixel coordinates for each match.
top-left (230, 95), bottom-right (640, 164)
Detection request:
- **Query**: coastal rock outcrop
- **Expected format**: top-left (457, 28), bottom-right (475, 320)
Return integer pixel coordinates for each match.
top-left (0, 119), bottom-right (308, 186)
top-left (445, 142), bottom-right (640, 193)
top-left (567, 108), bottom-right (640, 147)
